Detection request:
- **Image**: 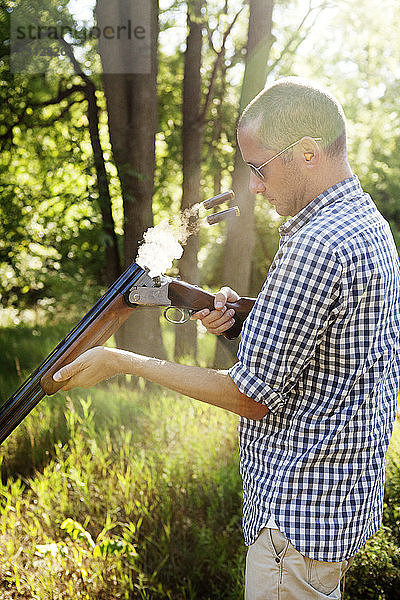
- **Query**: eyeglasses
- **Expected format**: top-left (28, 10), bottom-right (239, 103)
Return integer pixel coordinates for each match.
top-left (246, 137), bottom-right (322, 180)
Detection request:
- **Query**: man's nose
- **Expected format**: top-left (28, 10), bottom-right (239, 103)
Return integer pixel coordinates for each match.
top-left (249, 172), bottom-right (266, 195)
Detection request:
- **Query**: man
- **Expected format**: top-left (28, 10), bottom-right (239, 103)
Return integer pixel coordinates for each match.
top-left (53, 78), bottom-right (400, 599)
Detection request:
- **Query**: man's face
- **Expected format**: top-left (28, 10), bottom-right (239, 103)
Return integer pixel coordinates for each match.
top-left (237, 126), bottom-right (309, 217)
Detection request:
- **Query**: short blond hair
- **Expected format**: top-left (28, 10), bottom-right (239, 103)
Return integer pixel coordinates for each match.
top-left (238, 77), bottom-right (347, 158)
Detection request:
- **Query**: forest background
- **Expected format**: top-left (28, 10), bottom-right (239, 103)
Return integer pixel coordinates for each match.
top-left (1, 0), bottom-right (400, 598)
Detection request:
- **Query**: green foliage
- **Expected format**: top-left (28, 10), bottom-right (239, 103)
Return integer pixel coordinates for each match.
top-left (0, 88), bottom-right (106, 310)
top-left (0, 1), bottom-right (114, 316)
top-left (344, 527), bottom-right (400, 600)
top-left (290, 0), bottom-right (400, 248)
top-left (0, 389), bottom-right (243, 599)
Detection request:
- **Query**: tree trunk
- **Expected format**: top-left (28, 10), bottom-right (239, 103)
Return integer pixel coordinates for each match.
top-left (174, 0), bottom-right (204, 360)
top-left (96, 0), bottom-right (165, 358)
top-left (85, 81), bottom-right (121, 287)
top-left (57, 40), bottom-right (122, 288)
top-left (214, 0), bottom-right (274, 369)
top-left (222, 0), bottom-right (274, 295)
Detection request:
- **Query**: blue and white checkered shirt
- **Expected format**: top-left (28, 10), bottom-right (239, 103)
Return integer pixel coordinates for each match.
top-left (229, 175), bottom-right (400, 562)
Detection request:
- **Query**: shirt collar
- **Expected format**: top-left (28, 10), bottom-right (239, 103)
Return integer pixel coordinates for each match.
top-left (279, 174), bottom-right (364, 239)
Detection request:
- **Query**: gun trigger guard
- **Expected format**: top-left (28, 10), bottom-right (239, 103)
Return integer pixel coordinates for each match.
top-left (163, 307), bottom-right (193, 324)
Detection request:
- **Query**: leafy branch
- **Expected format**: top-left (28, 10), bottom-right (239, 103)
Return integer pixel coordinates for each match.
top-left (198, 6), bottom-right (244, 125)
top-left (267, 0), bottom-right (332, 75)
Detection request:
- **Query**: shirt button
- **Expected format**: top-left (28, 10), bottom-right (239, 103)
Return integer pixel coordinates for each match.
top-left (275, 558), bottom-right (280, 564)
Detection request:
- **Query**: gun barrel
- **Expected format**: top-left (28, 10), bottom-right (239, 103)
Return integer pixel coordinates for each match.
top-left (0, 262), bottom-right (151, 445)
top-left (202, 190), bottom-right (235, 210)
top-left (0, 385), bottom-right (45, 446)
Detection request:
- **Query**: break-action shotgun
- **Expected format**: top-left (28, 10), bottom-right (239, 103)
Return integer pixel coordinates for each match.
top-left (0, 262), bottom-right (255, 445)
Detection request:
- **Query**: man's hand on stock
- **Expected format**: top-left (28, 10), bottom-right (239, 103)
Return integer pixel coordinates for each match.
top-left (190, 286), bottom-right (240, 334)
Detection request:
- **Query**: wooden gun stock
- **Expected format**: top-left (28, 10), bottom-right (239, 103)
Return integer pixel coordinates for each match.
top-left (167, 280), bottom-right (255, 340)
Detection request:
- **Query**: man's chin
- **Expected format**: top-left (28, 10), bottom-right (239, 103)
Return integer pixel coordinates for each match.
top-left (264, 197), bottom-right (291, 217)
top-left (273, 205), bottom-right (289, 217)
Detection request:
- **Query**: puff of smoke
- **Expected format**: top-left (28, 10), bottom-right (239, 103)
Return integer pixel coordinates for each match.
top-left (135, 203), bottom-right (201, 277)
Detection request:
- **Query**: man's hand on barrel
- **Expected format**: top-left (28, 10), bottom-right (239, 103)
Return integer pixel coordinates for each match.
top-left (52, 346), bottom-right (119, 390)
top-left (190, 287), bottom-right (240, 335)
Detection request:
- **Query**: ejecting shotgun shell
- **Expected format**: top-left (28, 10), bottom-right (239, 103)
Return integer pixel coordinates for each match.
top-left (202, 189), bottom-right (235, 210)
top-left (206, 206), bottom-right (240, 225)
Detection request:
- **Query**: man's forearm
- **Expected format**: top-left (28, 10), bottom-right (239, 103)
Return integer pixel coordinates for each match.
top-left (54, 346), bottom-right (268, 420)
top-left (111, 349), bottom-right (269, 420)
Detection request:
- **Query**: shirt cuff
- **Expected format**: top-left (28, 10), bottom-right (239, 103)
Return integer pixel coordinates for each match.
top-left (228, 362), bottom-right (286, 414)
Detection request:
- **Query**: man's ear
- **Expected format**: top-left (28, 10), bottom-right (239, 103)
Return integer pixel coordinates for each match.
top-left (301, 137), bottom-right (321, 165)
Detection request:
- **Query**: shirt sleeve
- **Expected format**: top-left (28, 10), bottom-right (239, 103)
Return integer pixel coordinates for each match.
top-left (229, 236), bottom-right (343, 414)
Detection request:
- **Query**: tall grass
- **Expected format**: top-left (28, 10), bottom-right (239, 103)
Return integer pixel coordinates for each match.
top-left (0, 388), bottom-right (244, 599)
top-left (0, 320), bottom-right (79, 476)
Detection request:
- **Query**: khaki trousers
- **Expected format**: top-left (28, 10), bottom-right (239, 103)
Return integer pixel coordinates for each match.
top-left (245, 528), bottom-right (354, 600)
